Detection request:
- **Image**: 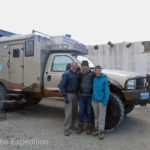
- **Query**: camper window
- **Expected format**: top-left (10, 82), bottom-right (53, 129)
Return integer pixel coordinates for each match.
top-left (51, 55), bottom-right (73, 72)
top-left (13, 49), bottom-right (20, 58)
top-left (25, 40), bottom-right (34, 57)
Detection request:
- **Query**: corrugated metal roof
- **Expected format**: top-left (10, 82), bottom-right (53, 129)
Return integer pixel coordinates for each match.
top-left (0, 29), bottom-right (15, 37)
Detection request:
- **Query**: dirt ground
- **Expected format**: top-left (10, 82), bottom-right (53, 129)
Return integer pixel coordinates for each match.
top-left (0, 98), bottom-right (150, 150)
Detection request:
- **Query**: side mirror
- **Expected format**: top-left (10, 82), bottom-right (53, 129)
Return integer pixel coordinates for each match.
top-left (66, 63), bottom-right (71, 71)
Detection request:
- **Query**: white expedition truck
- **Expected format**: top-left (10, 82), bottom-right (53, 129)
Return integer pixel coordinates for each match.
top-left (0, 31), bottom-right (150, 131)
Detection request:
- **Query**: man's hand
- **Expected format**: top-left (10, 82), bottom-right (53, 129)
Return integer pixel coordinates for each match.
top-left (102, 104), bottom-right (106, 108)
top-left (64, 95), bottom-right (69, 104)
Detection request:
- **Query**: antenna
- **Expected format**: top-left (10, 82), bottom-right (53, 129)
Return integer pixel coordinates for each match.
top-left (32, 30), bottom-right (52, 39)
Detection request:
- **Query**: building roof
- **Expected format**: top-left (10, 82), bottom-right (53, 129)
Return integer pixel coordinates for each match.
top-left (0, 34), bottom-right (35, 43)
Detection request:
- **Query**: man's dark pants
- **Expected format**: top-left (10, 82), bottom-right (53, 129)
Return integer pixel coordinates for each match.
top-left (79, 95), bottom-right (94, 125)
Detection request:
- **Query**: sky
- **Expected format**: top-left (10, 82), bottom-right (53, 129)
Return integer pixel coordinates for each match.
top-left (0, 0), bottom-right (150, 45)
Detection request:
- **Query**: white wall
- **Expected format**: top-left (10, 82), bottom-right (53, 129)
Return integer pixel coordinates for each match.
top-left (88, 42), bottom-right (150, 75)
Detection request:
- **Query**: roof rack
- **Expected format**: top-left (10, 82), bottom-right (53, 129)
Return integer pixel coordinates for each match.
top-left (32, 30), bottom-right (52, 39)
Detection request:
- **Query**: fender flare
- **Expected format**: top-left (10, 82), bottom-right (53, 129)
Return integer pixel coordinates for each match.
top-left (109, 79), bottom-right (123, 90)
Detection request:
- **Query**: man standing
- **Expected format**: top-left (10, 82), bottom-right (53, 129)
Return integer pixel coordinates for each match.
top-left (92, 65), bottom-right (110, 140)
top-left (76, 60), bottom-right (95, 135)
top-left (58, 62), bottom-right (79, 136)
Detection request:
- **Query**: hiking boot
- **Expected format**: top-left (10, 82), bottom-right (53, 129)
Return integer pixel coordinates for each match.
top-left (76, 124), bottom-right (83, 134)
top-left (85, 124), bottom-right (93, 135)
top-left (64, 130), bottom-right (71, 136)
top-left (99, 131), bottom-right (105, 140)
top-left (92, 128), bottom-right (99, 136)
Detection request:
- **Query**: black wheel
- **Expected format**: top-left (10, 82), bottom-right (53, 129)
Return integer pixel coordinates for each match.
top-left (0, 85), bottom-right (7, 101)
top-left (0, 85), bottom-right (8, 111)
top-left (105, 92), bottom-right (124, 132)
top-left (24, 95), bottom-right (42, 104)
top-left (124, 104), bottom-right (135, 115)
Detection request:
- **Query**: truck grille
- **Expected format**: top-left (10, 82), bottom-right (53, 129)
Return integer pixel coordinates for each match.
top-left (136, 78), bottom-right (145, 89)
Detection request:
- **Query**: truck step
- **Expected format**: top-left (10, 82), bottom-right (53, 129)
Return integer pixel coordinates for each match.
top-left (6, 93), bottom-right (23, 98)
top-left (1, 100), bottom-right (18, 104)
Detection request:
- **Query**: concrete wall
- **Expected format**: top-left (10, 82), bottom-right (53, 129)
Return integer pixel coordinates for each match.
top-left (88, 41), bottom-right (150, 75)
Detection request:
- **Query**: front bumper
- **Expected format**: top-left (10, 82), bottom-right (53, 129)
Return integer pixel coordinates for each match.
top-left (122, 89), bottom-right (150, 105)
top-left (122, 74), bottom-right (150, 105)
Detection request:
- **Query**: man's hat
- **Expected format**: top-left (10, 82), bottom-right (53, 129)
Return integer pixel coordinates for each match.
top-left (81, 60), bottom-right (89, 67)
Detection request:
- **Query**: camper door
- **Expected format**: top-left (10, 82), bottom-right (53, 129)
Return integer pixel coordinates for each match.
top-left (9, 43), bottom-right (24, 89)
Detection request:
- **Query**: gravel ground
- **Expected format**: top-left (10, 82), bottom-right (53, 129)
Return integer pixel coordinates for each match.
top-left (0, 99), bottom-right (150, 150)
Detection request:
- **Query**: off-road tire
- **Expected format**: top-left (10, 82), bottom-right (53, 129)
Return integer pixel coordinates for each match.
top-left (124, 104), bottom-right (135, 115)
top-left (0, 85), bottom-right (8, 111)
top-left (105, 92), bottom-right (124, 132)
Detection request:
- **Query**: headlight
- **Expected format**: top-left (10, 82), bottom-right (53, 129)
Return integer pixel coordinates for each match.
top-left (125, 79), bottom-right (136, 90)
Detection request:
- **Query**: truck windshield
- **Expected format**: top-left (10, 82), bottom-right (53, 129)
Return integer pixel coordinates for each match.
top-left (75, 55), bottom-right (95, 68)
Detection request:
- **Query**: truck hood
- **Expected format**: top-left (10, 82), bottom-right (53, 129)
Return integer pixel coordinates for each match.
top-left (102, 69), bottom-right (142, 88)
